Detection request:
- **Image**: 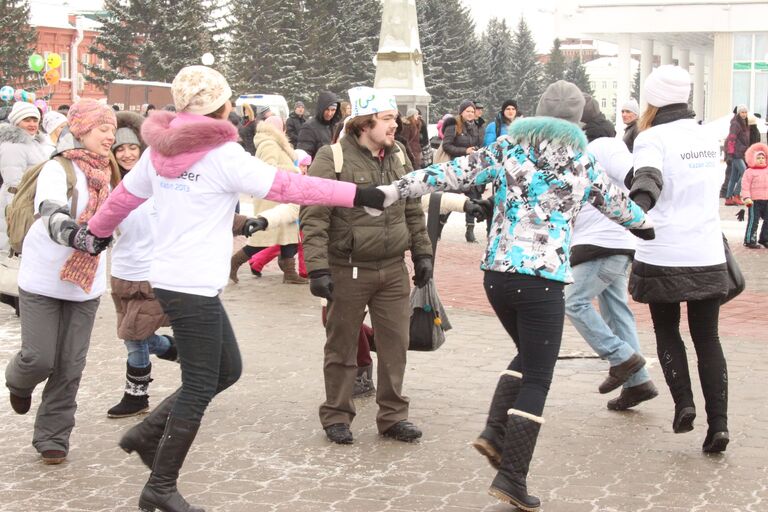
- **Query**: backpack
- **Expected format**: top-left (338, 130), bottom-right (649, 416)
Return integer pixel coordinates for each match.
top-left (329, 141), bottom-right (406, 175)
top-left (6, 156), bottom-right (78, 255)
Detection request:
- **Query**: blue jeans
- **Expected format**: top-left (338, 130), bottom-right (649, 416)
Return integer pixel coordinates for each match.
top-left (565, 255), bottom-right (650, 388)
top-left (125, 334), bottom-right (172, 368)
top-left (726, 158), bottom-right (746, 197)
top-left (154, 289), bottom-right (242, 423)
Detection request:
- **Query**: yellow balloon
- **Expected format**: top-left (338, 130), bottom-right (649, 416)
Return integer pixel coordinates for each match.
top-left (46, 53), bottom-right (62, 69)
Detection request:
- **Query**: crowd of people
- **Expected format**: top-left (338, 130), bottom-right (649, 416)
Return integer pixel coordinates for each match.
top-left (0, 61), bottom-right (750, 511)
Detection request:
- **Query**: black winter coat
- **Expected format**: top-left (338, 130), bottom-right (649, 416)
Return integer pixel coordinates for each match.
top-left (441, 117), bottom-right (481, 158)
top-left (286, 112), bottom-right (305, 147)
top-left (297, 91), bottom-right (342, 158)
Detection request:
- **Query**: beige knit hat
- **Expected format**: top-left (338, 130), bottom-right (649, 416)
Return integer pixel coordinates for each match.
top-left (172, 66), bottom-right (232, 115)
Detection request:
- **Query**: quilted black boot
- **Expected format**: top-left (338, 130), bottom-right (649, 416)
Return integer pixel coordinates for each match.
top-left (120, 389), bottom-right (180, 469)
top-left (138, 415), bottom-right (204, 512)
top-left (107, 363), bottom-right (152, 418)
top-left (472, 369), bottom-right (522, 469)
top-left (488, 409), bottom-right (543, 512)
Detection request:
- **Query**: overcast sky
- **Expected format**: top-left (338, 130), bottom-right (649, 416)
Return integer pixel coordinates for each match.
top-left (41, 0), bottom-right (560, 52)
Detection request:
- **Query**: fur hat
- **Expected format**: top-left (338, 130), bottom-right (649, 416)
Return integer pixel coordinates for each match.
top-left (643, 65), bottom-right (691, 108)
top-left (536, 80), bottom-right (585, 124)
top-left (501, 99), bottom-right (518, 112)
top-left (67, 99), bottom-right (117, 139)
top-left (42, 111), bottom-right (67, 135)
top-left (8, 101), bottom-right (40, 126)
top-left (745, 142), bottom-right (768, 168)
top-left (172, 65), bottom-right (232, 115)
top-left (621, 99), bottom-right (639, 116)
top-left (112, 111), bottom-right (144, 151)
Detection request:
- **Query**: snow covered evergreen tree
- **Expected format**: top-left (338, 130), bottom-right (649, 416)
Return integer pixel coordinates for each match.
top-left (564, 57), bottom-right (594, 96)
top-left (302, 0), bottom-right (344, 96)
top-left (86, 0), bottom-right (142, 87)
top-left (631, 67), bottom-right (640, 101)
top-left (0, 0), bottom-right (37, 88)
top-left (336, 0), bottom-right (381, 90)
top-left (543, 38), bottom-right (566, 86)
top-left (416, 0), bottom-right (478, 122)
top-left (477, 17), bottom-right (514, 113)
top-left (509, 16), bottom-right (542, 116)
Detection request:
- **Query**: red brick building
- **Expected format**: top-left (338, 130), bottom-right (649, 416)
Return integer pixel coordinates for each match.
top-left (30, 11), bottom-right (107, 109)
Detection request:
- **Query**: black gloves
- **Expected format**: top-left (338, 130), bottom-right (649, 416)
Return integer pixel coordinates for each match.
top-left (413, 256), bottom-right (433, 288)
top-left (464, 198), bottom-right (493, 222)
top-left (353, 187), bottom-right (386, 209)
top-left (243, 217), bottom-right (268, 236)
top-left (68, 224), bottom-right (112, 255)
top-left (309, 269), bottom-right (334, 301)
top-left (629, 227), bottom-right (656, 240)
top-left (630, 191), bottom-right (654, 213)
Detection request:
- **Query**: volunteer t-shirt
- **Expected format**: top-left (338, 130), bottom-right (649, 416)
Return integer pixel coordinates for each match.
top-left (121, 141), bottom-right (278, 297)
top-left (632, 119), bottom-right (725, 267)
top-left (573, 137), bottom-right (636, 251)
top-left (18, 159), bottom-right (107, 301)
top-left (110, 197), bottom-right (156, 282)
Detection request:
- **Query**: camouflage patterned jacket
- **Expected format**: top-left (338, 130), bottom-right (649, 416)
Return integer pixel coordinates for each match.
top-left (390, 117), bottom-right (650, 283)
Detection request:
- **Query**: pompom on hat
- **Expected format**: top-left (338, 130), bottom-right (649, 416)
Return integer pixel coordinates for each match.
top-left (8, 101), bottom-right (40, 126)
top-left (67, 99), bottom-right (116, 138)
top-left (348, 86), bottom-right (398, 118)
top-left (643, 65), bottom-right (691, 108)
top-left (536, 80), bottom-right (585, 124)
top-left (172, 65), bottom-right (233, 115)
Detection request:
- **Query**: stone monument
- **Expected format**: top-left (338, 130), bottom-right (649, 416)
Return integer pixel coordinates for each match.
top-left (373, 0), bottom-right (431, 117)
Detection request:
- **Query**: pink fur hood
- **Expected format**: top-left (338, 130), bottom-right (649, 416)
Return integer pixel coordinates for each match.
top-left (141, 111), bottom-right (239, 178)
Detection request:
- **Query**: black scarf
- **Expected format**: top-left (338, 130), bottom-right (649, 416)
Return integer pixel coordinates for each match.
top-left (651, 103), bottom-right (696, 127)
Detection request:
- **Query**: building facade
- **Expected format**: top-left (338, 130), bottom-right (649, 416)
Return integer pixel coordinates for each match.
top-left (584, 57), bottom-right (640, 122)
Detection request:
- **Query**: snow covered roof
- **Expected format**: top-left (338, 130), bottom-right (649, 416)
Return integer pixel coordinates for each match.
top-left (111, 79), bottom-right (172, 88)
top-left (29, 2), bottom-right (102, 31)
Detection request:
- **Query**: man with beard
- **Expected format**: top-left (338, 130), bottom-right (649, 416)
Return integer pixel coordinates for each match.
top-left (297, 91), bottom-right (342, 158)
top-left (300, 86), bottom-right (433, 445)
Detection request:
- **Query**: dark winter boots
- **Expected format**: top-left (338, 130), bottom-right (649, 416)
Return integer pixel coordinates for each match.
top-left (108, 363), bottom-right (152, 418)
top-left (488, 409), bottom-right (543, 512)
top-left (138, 415), bottom-right (205, 512)
top-left (120, 389), bottom-right (180, 469)
top-left (352, 364), bottom-right (375, 398)
top-left (229, 249), bottom-right (249, 284)
top-left (465, 223), bottom-right (477, 243)
top-left (278, 257), bottom-right (308, 284)
top-left (473, 370), bottom-right (522, 469)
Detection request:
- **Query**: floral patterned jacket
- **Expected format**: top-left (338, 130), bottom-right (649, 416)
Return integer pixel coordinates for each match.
top-left (389, 117), bottom-right (650, 283)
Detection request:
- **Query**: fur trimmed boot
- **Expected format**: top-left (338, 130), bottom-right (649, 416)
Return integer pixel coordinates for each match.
top-left (120, 389), bottom-right (180, 469)
top-left (138, 415), bottom-right (205, 512)
top-left (488, 409), bottom-right (544, 512)
top-left (108, 363), bottom-right (152, 418)
top-left (473, 370), bottom-right (522, 469)
top-left (278, 257), bottom-right (308, 284)
top-left (229, 249), bottom-right (250, 284)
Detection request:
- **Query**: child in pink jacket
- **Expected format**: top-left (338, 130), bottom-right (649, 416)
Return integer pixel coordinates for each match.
top-left (742, 142), bottom-right (768, 248)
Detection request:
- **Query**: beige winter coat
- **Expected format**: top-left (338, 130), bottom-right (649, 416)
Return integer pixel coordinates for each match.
top-left (247, 122), bottom-right (301, 248)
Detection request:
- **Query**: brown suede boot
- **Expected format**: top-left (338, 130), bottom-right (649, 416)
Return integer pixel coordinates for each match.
top-left (278, 257), bottom-right (308, 284)
top-left (229, 249), bottom-right (250, 284)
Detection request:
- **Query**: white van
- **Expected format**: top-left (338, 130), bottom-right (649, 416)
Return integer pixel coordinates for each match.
top-left (235, 94), bottom-right (289, 120)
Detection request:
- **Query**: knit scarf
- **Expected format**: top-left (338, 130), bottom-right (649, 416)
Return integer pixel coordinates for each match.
top-left (59, 149), bottom-right (111, 293)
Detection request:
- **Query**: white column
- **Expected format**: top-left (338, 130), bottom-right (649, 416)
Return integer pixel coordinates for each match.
top-left (616, 34), bottom-right (632, 130)
top-left (639, 39), bottom-right (654, 109)
top-left (693, 52), bottom-right (705, 120)
top-left (660, 44), bottom-right (673, 65)
top-left (678, 49), bottom-right (690, 71)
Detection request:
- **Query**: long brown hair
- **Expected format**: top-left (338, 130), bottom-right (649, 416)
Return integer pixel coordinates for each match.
top-left (638, 105), bottom-right (659, 132)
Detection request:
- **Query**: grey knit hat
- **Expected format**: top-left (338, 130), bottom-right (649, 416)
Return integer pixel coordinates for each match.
top-left (536, 81), bottom-right (585, 124)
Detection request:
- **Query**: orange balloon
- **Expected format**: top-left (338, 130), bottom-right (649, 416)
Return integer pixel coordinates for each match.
top-left (44, 69), bottom-right (60, 86)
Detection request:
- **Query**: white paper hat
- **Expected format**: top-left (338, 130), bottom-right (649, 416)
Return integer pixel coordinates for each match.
top-left (348, 86), bottom-right (398, 118)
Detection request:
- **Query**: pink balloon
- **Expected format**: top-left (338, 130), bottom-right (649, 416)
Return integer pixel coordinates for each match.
top-left (13, 89), bottom-right (23, 102)
top-left (34, 98), bottom-right (48, 114)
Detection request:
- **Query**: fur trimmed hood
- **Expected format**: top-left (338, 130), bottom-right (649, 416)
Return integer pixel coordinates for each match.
top-left (141, 111), bottom-right (238, 178)
top-left (253, 121), bottom-right (295, 161)
top-left (506, 116), bottom-right (588, 152)
top-left (0, 123), bottom-right (44, 146)
top-left (746, 142), bottom-right (768, 168)
top-left (116, 111), bottom-right (146, 150)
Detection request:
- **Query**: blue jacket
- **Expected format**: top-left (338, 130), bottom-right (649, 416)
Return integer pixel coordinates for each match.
top-left (483, 115), bottom-right (511, 146)
top-left (391, 117), bottom-right (649, 283)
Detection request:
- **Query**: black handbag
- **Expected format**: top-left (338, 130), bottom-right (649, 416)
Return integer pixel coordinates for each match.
top-left (722, 234), bottom-right (745, 304)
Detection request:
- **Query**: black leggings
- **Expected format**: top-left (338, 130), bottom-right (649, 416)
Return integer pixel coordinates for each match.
top-left (243, 243), bottom-right (298, 259)
top-left (649, 299), bottom-right (728, 432)
top-left (484, 271), bottom-right (564, 417)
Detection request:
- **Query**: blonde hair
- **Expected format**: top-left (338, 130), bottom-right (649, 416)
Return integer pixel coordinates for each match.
top-left (638, 105), bottom-right (659, 132)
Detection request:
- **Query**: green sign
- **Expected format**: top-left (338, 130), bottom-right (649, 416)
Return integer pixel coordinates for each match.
top-left (755, 62), bottom-right (768, 71)
top-left (733, 62), bottom-right (752, 70)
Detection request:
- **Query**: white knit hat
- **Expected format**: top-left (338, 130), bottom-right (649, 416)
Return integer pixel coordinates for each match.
top-left (348, 87), bottom-right (397, 118)
top-left (643, 65), bottom-right (691, 108)
top-left (8, 101), bottom-right (40, 126)
top-left (621, 99), bottom-right (639, 116)
top-left (172, 65), bottom-right (232, 115)
top-left (41, 111), bottom-right (67, 134)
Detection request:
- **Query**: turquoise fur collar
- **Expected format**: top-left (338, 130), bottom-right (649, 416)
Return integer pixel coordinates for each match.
top-left (507, 117), bottom-right (587, 152)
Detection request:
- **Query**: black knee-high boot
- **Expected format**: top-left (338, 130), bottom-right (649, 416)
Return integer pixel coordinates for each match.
top-left (698, 360), bottom-right (729, 452)
top-left (138, 416), bottom-right (205, 512)
top-left (488, 409), bottom-right (543, 512)
top-left (473, 370), bottom-right (522, 469)
top-left (658, 344), bottom-right (697, 433)
top-left (120, 389), bottom-right (180, 469)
